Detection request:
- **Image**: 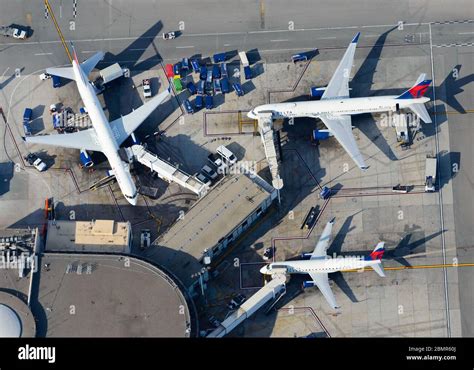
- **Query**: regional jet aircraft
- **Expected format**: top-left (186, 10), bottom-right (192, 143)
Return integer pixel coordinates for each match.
top-left (260, 218), bottom-right (385, 309)
top-left (248, 33), bottom-right (432, 170)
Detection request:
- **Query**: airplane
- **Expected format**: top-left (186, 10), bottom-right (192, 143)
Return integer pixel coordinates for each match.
top-left (23, 43), bottom-right (170, 205)
top-left (260, 218), bottom-right (385, 309)
top-left (248, 32), bottom-right (432, 170)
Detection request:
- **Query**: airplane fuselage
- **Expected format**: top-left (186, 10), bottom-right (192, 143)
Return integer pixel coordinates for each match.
top-left (72, 60), bottom-right (138, 205)
top-left (262, 256), bottom-right (382, 275)
top-left (248, 95), bottom-right (430, 120)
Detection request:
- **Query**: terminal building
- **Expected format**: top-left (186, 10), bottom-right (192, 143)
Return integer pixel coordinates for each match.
top-left (45, 219), bottom-right (132, 254)
top-left (147, 171), bottom-right (277, 297)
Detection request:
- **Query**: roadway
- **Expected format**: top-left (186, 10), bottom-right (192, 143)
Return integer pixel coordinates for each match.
top-left (431, 21), bottom-right (474, 336)
top-left (0, 1), bottom-right (473, 74)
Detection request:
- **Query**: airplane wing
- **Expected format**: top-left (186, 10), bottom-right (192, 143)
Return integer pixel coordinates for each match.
top-left (310, 272), bottom-right (340, 309)
top-left (319, 113), bottom-right (368, 170)
top-left (46, 66), bottom-right (75, 81)
top-left (321, 32), bottom-right (360, 100)
top-left (109, 88), bottom-right (171, 146)
top-left (24, 128), bottom-right (102, 152)
top-left (80, 51), bottom-right (105, 76)
top-left (311, 218), bottom-right (335, 258)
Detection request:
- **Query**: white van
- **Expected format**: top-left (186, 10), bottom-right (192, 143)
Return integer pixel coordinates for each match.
top-left (216, 145), bottom-right (237, 165)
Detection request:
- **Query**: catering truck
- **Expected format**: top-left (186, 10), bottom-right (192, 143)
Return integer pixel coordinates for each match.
top-left (93, 63), bottom-right (130, 92)
top-left (425, 155), bottom-right (437, 192)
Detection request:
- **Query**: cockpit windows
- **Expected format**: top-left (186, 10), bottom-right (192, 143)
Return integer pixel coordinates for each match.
top-left (124, 191), bottom-right (137, 200)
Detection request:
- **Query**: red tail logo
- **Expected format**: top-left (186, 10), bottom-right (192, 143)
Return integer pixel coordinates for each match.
top-left (409, 83), bottom-right (430, 98)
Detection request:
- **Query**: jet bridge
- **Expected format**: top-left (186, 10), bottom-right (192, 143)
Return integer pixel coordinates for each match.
top-left (127, 145), bottom-right (209, 197)
top-left (257, 112), bottom-right (283, 190)
top-left (207, 272), bottom-right (287, 337)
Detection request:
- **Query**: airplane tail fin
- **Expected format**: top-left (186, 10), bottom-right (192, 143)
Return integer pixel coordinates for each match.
top-left (80, 51), bottom-right (105, 76)
top-left (365, 242), bottom-right (385, 261)
top-left (396, 74), bottom-right (432, 99)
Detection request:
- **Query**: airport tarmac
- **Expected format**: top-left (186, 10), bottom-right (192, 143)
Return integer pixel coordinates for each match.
top-left (0, 2), bottom-right (472, 338)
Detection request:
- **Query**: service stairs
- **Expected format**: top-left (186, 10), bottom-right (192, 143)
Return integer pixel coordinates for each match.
top-left (257, 113), bottom-right (283, 190)
top-left (207, 273), bottom-right (287, 337)
top-left (126, 144), bottom-right (209, 197)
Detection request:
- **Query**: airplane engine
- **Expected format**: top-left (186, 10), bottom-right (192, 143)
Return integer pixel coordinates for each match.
top-left (302, 281), bottom-right (315, 289)
top-left (80, 149), bottom-right (94, 168)
top-left (310, 86), bottom-right (326, 99)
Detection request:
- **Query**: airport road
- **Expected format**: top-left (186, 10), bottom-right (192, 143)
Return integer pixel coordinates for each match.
top-left (0, 1), bottom-right (473, 73)
top-left (431, 21), bottom-right (474, 336)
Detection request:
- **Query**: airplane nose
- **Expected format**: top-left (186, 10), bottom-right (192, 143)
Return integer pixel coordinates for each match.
top-left (247, 110), bottom-right (257, 119)
top-left (260, 265), bottom-right (268, 274)
top-left (127, 196), bottom-right (138, 206)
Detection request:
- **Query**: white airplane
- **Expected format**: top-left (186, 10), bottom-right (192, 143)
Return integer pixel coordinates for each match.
top-left (260, 218), bottom-right (385, 309)
top-left (24, 44), bottom-right (170, 205)
top-left (248, 33), bottom-right (432, 170)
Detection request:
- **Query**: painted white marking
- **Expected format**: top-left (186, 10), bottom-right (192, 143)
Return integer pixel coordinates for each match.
top-left (270, 39), bottom-right (288, 42)
top-left (1, 67), bottom-right (10, 79)
top-left (130, 48), bottom-right (146, 51)
top-left (176, 45), bottom-right (194, 49)
top-left (458, 31), bottom-right (474, 34)
top-left (34, 52), bottom-right (53, 56)
top-left (81, 51), bottom-right (96, 54)
top-left (223, 43), bottom-right (231, 46)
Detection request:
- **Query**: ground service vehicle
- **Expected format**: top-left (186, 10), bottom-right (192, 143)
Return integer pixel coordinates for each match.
top-left (186, 81), bottom-right (197, 95)
top-left (140, 229), bottom-right (151, 250)
top-left (142, 79), bottom-right (152, 98)
top-left (162, 31), bottom-right (176, 40)
top-left (205, 95), bottom-right (213, 109)
top-left (216, 145), bottom-right (237, 165)
top-left (195, 95), bottom-right (203, 109)
top-left (425, 156), bottom-right (437, 192)
top-left (25, 153), bottom-right (47, 172)
top-left (220, 78), bottom-right (230, 94)
top-left (23, 108), bottom-right (33, 136)
top-left (0, 25), bottom-right (28, 39)
top-left (233, 82), bottom-right (244, 96)
top-left (184, 99), bottom-right (194, 114)
top-left (239, 51), bottom-right (252, 79)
